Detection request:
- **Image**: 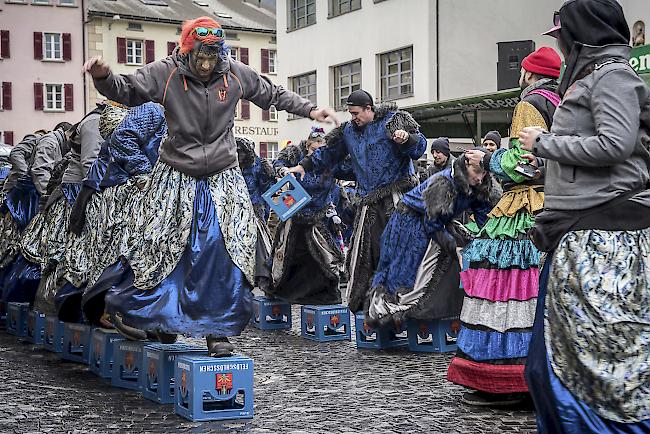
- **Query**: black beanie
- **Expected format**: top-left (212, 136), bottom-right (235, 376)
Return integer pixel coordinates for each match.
top-left (483, 131), bottom-right (502, 145)
top-left (430, 137), bottom-right (450, 156)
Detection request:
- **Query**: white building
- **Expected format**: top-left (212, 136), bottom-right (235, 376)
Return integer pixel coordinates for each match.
top-left (276, 0), bottom-right (648, 149)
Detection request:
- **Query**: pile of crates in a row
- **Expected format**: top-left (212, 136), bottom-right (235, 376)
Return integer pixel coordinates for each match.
top-left (3, 301), bottom-right (253, 422)
top-left (251, 296), bottom-right (460, 353)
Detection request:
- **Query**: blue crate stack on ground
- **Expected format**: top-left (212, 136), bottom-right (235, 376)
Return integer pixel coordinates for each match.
top-left (142, 343), bottom-right (206, 404)
top-left (62, 323), bottom-right (92, 363)
top-left (43, 316), bottom-right (65, 353)
top-left (250, 296), bottom-right (292, 330)
top-left (301, 305), bottom-right (351, 342)
top-left (6, 302), bottom-right (29, 336)
top-left (88, 328), bottom-right (126, 379)
top-left (25, 311), bottom-right (46, 344)
top-left (407, 317), bottom-right (461, 353)
top-left (355, 312), bottom-right (408, 350)
top-left (111, 340), bottom-right (148, 390)
top-left (174, 354), bottom-right (254, 422)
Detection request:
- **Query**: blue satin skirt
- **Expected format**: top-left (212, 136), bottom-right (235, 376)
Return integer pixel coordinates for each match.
top-left (104, 179), bottom-right (253, 337)
top-left (0, 166), bottom-right (9, 182)
top-left (1, 254), bottom-right (41, 305)
top-left (526, 258), bottom-right (650, 434)
top-left (5, 177), bottom-right (40, 231)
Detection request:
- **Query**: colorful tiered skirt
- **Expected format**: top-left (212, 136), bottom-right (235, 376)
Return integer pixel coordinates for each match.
top-left (447, 184), bottom-right (543, 393)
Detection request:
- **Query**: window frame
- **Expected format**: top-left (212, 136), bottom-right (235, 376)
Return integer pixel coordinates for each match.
top-left (289, 71), bottom-right (316, 120)
top-left (126, 39), bottom-right (144, 66)
top-left (379, 46), bottom-right (414, 102)
top-left (268, 49), bottom-right (277, 74)
top-left (328, 0), bottom-right (361, 18)
top-left (266, 141), bottom-right (279, 159)
top-left (332, 59), bottom-right (362, 111)
top-left (44, 83), bottom-right (64, 112)
top-left (230, 46), bottom-right (239, 62)
top-left (287, 0), bottom-right (316, 32)
top-left (268, 105), bottom-right (278, 122)
top-left (58, 0), bottom-right (76, 6)
top-left (43, 32), bottom-right (63, 61)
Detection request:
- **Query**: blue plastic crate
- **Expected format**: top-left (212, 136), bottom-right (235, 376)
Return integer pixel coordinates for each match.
top-left (0, 300), bottom-right (6, 328)
top-left (142, 343), bottom-right (206, 404)
top-left (26, 311), bottom-right (46, 344)
top-left (174, 354), bottom-right (254, 422)
top-left (88, 329), bottom-right (125, 379)
top-left (6, 302), bottom-right (29, 336)
top-left (355, 313), bottom-right (408, 350)
top-left (43, 316), bottom-right (65, 353)
top-left (262, 174), bottom-right (312, 222)
top-left (250, 296), bottom-right (291, 330)
top-left (407, 317), bottom-right (461, 353)
top-left (111, 340), bottom-right (147, 390)
top-left (62, 323), bottom-right (92, 363)
top-left (301, 305), bottom-right (351, 342)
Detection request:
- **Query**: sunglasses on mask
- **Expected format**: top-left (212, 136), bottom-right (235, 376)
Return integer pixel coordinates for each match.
top-left (192, 27), bottom-right (225, 38)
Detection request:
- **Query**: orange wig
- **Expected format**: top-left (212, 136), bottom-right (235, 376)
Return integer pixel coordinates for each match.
top-left (178, 16), bottom-right (223, 55)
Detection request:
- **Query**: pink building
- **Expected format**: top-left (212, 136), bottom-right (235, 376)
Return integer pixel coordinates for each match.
top-left (0, 0), bottom-right (85, 145)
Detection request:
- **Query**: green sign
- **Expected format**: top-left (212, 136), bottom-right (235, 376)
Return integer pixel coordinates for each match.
top-left (630, 44), bottom-right (650, 74)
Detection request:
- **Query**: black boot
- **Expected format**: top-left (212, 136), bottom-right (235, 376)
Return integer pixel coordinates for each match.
top-left (155, 329), bottom-right (178, 344)
top-left (206, 335), bottom-right (234, 357)
top-left (110, 313), bottom-right (147, 341)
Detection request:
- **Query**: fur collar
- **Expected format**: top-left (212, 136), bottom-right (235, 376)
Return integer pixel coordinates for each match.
top-left (276, 140), bottom-right (308, 166)
top-left (373, 102), bottom-right (399, 121)
top-left (422, 155), bottom-right (502, 219)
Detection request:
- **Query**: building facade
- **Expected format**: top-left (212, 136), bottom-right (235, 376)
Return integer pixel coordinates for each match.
top-left (85, 0), bottom-right (280, 157)
top-left (276, 0), bottom-right (649, 147)
top-left (0, 0), bottom-right (85, 145)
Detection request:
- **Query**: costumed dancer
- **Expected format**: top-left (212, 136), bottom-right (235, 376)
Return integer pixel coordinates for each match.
top-left (366, 154), bottom-right (500, 326)
top-left (447, 47), bottom-right (561, 406)
top-left (521, 1), bottom-right (650, 431)
top-left (267, 127), bottom-right (351, 305)
top-left (1, 125), bottom-right (72, 305)
top-left (65, 102), bottom-right (166, 327)
top-left (83, 16), bottom-right (338, 356)
top-left (236, 136), bottom-right (275, 292)
top-left (27, 107), bottom-right (104, 320)
top-left (288, 89), bottom-right (427, 313)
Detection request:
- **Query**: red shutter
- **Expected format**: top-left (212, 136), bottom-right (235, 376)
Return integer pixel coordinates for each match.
top-left (2, 82), bottom-right (11, 110)
top-left (34, 83), bottom-right (43, 110)
top-left (64, 84), bottom-right (73, 111)
top-left (145, 40), bottom-right (155, 64)
top-left (240, 47), bottom-right (249, 65)
top-left (261, 49), bottom-right (269, 74)
top-left (62, 33), bottom-right (71, 61)
top-left (241, 100), bottom-right (250, 119)
top-left (259, 142), bottom-right (268, 158)
top-left (262, 109), bottom-right (269, 121)
top-left (34, 32), bottom-right (43, 60)
top-left (0, 30), bottom-right (9, 59)
top-left (167, 41), bottom-right (176, 56)
top-left (4, 131), bottom-right (13, 146)
top-left (117, 37), bottom-right (126, 63)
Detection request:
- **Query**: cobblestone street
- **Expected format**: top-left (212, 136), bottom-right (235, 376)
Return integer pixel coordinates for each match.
top-left (0, 305), bottom-right (537, 434)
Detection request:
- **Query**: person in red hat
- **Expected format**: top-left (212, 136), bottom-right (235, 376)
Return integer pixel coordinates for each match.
top-left (447, 46), bottom-right (562, 407)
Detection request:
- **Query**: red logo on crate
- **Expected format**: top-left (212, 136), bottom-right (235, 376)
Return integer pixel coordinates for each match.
top-left (451, 320), bottom-right (461, 334)
top-left (180, 371), bottom-right (188, 398)
top-left (148, 360), bottom-right (157, 381)
top-left (417, 324), bottom-right (430, 339)
top-left (94, 342), bottom-right (101, 358)
top-left (27, 315), bottom-right (34, 331)
top-left (124, 351), bottom-right (135, 371)
top-left (216, 373), bottom-right (233, 395)
top-left (330, 315), bottom-right (340, 327)
top-left (283, 194), bottom-right (296, 207)
top-left (306, 313), bottom-right (314, 328)
top-left (46, 322), bottom-right (53, 336)
top-left (72, 331), bottom-right (81, 346)
top-left (363, 320), bottom-right (372, 333)
top-left (271, 305), bottom-right (281, 317)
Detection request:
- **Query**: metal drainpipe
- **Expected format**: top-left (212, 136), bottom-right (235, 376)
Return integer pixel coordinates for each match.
top-left (436, 0), bottom-right (440, 101)
top-left (81, 0), bottom-right (87, 113)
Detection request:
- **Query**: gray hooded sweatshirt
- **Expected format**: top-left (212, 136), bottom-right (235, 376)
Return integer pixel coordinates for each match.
top-left (94, 52), bottom-right (313, 178)
top-left (535, 44), bottom-right (650, 211)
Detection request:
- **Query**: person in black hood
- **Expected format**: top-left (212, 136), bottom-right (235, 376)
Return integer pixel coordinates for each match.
top-left (519, 1), bottom-right (650, 432)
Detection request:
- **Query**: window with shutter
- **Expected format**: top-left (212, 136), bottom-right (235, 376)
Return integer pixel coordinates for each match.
top-left (64, 84), bottom-right (73, 111)
top-left (241, 100), bottom-right (250, 119)
top-left (167, 41), bottom-right (176, 56)
top-left (269, 105), bottom-right (278, 122)
top-left (34, 32), bottom-right (43, 60)
top-left (45, 84), bottom-right (64, 111)
top-left (0, 31), bottom-right (9, 59)
top-left (268, 50), bottom-right (277, 74)
top-left (2, 82), bottom-right (12, 110)
top-left (126, 39), bottom-right (143, 65)
top-left (261, 49), bottom-right (269, 74)
top-left (240, 47), bottom-right (249, 65)
top-left (145, 40), bottom-right (155, 64)
top-left (4, 131), bottom-right (13, 146)
top-left (34, 83), bottom-right (44, 110)
top-left (62, 33), bottom-right (71, 61)
top-left (117, 37), bottom-right (126, 63)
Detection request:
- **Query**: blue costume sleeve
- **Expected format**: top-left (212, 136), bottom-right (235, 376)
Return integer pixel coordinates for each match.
top-left (109, 103), bottom-right (165, 176)
top-left (303, 126), bottom-right (349, 173)
top-left (331, 157), bottom-right (356, 181)
top-left (402, 132), bottom-right (427, 161)
top-left (470, 199), bottom-right (493, 228)
top-left (83, 140), bottom-right (111, 191)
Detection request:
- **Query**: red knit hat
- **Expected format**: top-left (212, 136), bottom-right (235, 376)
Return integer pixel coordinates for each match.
top-left (521, 47), bottom-right (562, 79)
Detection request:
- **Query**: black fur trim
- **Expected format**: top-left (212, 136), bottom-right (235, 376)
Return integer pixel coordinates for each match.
top-left (275, 141), bottom-right (307, 167)
top-left (236, 137), bottom-right (256, 168)
top-left (385, 110), bottom-right (421, 137)
top-left (324, 123), bottom-right (346, 147)
top-left (260, 158), bottom-right (275, 180)
top-left (357, 175), bottom-right (419, 206)
top-left (422, 175), bottom-right (456, 219)
top-left (373, 102), bottom-right (398, 120)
